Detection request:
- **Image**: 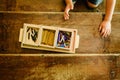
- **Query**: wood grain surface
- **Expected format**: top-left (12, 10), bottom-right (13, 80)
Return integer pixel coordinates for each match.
top-left (0, 12), bottom-right (120, 53)
top-left (0, 12), bottom-right (101, 53)
top-left (0, 0), bottom-right (119, 12)
top-left (0, 0), bottom-right (120, 80)
top-left (0, 56), bottom-right (119, 80)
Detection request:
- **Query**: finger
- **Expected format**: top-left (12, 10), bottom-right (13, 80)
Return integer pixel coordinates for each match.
top-left (105, 29), bottom-right (109, 36)
top-left (102, 29), bottom-right (107, 37)
top-left (107, 29), bottom-right (111, 36)
top-left (109, 28), bottom-right (111, 35)
top-left (64, 15), bottom-right (69, 20)
top-left (105, 30), bottom-right (109, 37)
top-left (64, 12), bottom-right (69, 20)
top-left (65, 16), bottom-right (69, 20)
top-left (100, 27), bottom-right (105, 36)
top-left (105, 29), bottom-right (111, 37)
top-left (99, 25), bottom-right (102, 32)
top-left (65, 8), bottom-right (70, 14)
top-left (64, 8), bottom-right (70, 20)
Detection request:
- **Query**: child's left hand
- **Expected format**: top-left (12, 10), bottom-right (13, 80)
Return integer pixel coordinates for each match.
top-left (99, 20), bottom-right (111, 37)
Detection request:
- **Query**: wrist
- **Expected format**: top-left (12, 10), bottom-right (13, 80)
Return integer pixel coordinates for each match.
top-left (104, 18), bottom-right (112, 22)
top-left (104, 15), bottom-right (112, 22)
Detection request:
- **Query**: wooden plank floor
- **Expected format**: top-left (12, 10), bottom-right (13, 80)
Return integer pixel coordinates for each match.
top-left (0, 1), bottom-right (120, 80)
top-left (0, 56), bottom-right (119, 80)
top-left (0, 13), bottom-right (103, 53)
top-left (0, 12), bottom-right (120, 54)
top-left (0, 0), bottom-right (120, 12)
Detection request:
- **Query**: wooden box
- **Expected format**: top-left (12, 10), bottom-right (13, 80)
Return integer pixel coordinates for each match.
top-left (19, 23), bottom-right (79, 53)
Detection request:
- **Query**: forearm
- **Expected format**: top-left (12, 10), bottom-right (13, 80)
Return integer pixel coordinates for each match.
top-left (65, 0), bottom-right (73, 4)
top-left (104, 0), bottom-right (116, 21)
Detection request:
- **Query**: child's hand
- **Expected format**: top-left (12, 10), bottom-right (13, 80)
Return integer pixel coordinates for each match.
top-left (64, 6), bottom-right (70, 20)
top-left (64, 4), bottom-right (73, 20)
top-left (99, 20), bottom-right (111, 37)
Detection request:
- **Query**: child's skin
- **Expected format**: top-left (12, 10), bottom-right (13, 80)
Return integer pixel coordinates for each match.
top-left (64, 0), bottom-right (116, 37)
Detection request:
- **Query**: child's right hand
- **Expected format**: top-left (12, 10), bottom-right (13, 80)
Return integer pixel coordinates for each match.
top-left (99, 20), bottom-right (111, 37)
